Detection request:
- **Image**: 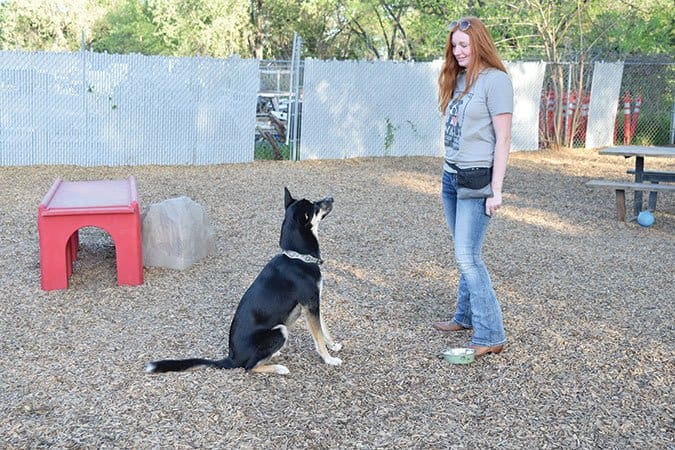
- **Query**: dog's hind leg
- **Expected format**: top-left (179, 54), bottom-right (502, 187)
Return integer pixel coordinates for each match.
top-left (251, 362), bottom-right (290, 375)
top-left (246, 325), bottom-right (290, 375)
top-left (303, 308), bottom-right (342, 366)
top-left (285, 304), bottom-right (303, 327)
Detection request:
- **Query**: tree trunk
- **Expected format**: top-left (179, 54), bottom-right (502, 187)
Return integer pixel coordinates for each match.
top-left (251, 0), bottom-right (264, 59)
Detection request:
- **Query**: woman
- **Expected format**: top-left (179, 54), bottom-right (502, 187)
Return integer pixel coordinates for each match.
top-left (432, 16), bottom-right (513, 357)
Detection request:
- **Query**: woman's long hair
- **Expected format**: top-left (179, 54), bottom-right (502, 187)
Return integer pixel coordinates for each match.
top-left (438, 16), bottom-right (507, 113)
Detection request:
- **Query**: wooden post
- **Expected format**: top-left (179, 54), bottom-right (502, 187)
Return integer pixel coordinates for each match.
top-left (615, 189), bottom-right (626, 222)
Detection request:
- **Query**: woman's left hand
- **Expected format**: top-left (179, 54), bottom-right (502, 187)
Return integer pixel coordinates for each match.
top-left (486, 191), bottom-right (503, 216)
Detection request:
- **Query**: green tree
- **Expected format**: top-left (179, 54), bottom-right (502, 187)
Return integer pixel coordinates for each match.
top-left (0, 0), bottom-right (106, 51)
top-left (404, 1), bottom-right (464, 61)
top-left (90, 0), bottom-right (166, 54)
top-left (1, 0), bottom-right (673, 61)
top-left (151, 0), bottom-right (251, 57)
top-left (583, 0), bottom-right (674, 56)
top-left (91, 0), bottom-right (250, 57)
top-left (259, 0), bottom-right (342, 59)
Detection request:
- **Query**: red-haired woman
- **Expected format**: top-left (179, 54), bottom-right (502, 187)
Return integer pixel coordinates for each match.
top-left (433, 16), bottom-right (513, 357)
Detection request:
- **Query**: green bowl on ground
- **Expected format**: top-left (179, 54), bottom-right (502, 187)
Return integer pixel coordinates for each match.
top-left (443, 348), bottom-right (475, 365)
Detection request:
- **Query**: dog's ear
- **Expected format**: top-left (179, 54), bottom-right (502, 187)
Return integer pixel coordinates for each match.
top-left (284, 187), bottom-right (295, 209)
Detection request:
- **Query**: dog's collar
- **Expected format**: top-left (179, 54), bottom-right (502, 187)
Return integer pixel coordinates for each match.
top-left (281, 250), bottom-right (323, 265)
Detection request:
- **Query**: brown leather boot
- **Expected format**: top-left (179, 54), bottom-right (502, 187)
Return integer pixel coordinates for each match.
top-left (469, 344), bottom-right (504, 357)
top-left (432, 321), bottom-right (472, 332)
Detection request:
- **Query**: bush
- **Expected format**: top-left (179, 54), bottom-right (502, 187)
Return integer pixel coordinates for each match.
top-left (254, 140), bottom-right (291, 160)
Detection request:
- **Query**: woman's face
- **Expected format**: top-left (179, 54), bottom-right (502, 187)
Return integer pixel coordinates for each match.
top-left (451, 30), bottom-right (472, 68)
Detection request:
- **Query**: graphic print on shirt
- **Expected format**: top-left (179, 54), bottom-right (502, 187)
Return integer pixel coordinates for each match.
top-left (444, 93), bottom-right (473, 158)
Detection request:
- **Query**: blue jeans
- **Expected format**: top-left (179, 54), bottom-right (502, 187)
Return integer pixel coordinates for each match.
top-left (441, 171), bottom-right (506, 347)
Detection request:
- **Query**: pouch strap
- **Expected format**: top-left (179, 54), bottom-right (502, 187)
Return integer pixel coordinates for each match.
top-left (446, 161), bottom-right (492, 172)
top-left (447, 162), bottom-right (461, 172)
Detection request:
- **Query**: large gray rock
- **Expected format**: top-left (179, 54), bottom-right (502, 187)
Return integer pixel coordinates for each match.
top-left (141, 196), bottom-right (215, 270)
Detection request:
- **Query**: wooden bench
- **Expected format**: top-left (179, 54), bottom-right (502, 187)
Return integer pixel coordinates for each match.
top-left (626, 169), bottom-right (675, 183)
top-left (585, 179), bottom-right (675, 222)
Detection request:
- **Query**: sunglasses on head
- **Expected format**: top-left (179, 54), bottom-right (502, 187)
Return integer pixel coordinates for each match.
top-left (448, 19), bottom-right (471, 31)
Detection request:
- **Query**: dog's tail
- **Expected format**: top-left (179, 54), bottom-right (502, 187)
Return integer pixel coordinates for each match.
top-left (145, 357), bottom-right (235, 373)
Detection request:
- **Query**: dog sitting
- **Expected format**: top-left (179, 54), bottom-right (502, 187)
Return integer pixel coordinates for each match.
top-left (145, 188), bottom-right (342, 375)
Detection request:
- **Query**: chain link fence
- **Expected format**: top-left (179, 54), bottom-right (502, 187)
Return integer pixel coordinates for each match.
top-left (255, 59), bottom-right (304, 160)
top-left (0, 51), bottom-right (672, 166)
top-left (539, 60), bottom-right (674, 149)
top-left (263, 58), bottom-right (674, 161)
top-left (620, 62), bottom-right (674, 146)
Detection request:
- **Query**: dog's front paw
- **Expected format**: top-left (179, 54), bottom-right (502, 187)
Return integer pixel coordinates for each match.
top-left (273, 364), bottom-right (290, 375)
top-left (327, 342), bottom-right (342, 352)
top-left (324, 356), bottom-right (342, 366)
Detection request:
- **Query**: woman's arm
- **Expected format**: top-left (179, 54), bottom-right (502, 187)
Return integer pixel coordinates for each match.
top-left (486, 112), bottom-right (512, 216)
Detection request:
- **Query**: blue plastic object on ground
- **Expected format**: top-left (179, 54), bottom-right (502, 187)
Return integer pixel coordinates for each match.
top-left (637, 210), bottom-right (655, 227)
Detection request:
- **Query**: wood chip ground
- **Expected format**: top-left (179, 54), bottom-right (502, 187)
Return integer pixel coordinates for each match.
top-left (1, 148), bottom-right (673, 448)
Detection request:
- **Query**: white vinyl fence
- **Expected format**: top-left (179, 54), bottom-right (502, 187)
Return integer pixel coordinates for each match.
top-left (300, 59), bottom-right (443, 159)
top-left (585, 62), bottom-right (624, 148)
top-left (0, 50), bottom-right (626, 166)
top-left (0, 51), bottom-right (258, 166)
top-left (300, 60), bottom-right (549, 159)
top-left (508, 61), bottom-right (547, 151)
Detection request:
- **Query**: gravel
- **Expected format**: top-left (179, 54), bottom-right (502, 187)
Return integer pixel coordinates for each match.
top-left (1, 148), bottom-right (673, 449)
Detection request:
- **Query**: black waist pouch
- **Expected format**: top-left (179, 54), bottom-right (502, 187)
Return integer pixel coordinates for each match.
top-left (457, 167), bottom-right (492, 189)
top-left (448, 163), bottom-right (494, 199)
top-left (449, 164), bottom-right (492, 189)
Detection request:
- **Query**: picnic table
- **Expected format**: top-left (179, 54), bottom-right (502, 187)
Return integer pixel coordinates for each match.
top-left (586, 145), bottom-right (675, 221)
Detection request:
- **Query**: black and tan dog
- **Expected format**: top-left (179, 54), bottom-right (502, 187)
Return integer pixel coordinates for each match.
top-left (145, 188), bottom-right (342, 375)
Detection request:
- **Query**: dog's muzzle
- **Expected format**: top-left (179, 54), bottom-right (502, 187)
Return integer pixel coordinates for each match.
top-left (318, 197), bottom-right (333, 215)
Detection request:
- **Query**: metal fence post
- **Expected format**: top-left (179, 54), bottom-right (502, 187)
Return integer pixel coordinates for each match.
top-left (564, 62), bottom-right (572, 146)
top-left (670, 100), bottom-right (675, 145)
top-left (289, 33), bottom-right (303, 161)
